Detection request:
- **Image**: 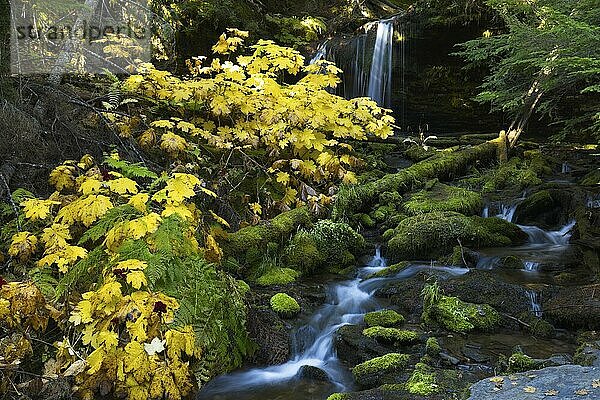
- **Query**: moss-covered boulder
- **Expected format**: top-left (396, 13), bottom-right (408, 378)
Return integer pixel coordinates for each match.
top-left (283, 219), bottom-right (364, 274)
top-left (367, 262), bottom-right (410, 278)
top-left (256, 268), bottom-right (300, 286)
top-left (424, 294), bottom-right (501, 333)
top-left (425, 337), bottom-right (441, 357)
top-left (387, 211), bottom-right (527, 261)
top-left (270, 293), bottom-right (300, 318)
top-left (403, 181), bottom-right (483, 216)
top-left (506, 352), bottom-right (539, 373)
top-left (334, 324), bottom-right (394, 367)
top-left (352, 353), bottom-right (410, 388)
top-left (362, 327), bottom-right (419, 344)
top-left (543, 285), bottom-right (600, 330)
top-left (364, 310), bottom-right (405, 327)
top-left (580, 169), bottom-right (600, 186)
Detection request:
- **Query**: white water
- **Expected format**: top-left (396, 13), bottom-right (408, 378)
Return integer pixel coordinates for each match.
top-left (526, 290), bottom-right (543, 317)
top-left (518, 220), bottom-right (576, 246)
top-left (588, 194), bottom-right (600, 208)
top-left (497, 204), bottom-right (517, 223)
top-left (310, 41), bottom-right (329, 64)
top-left (366, 19), bottom-right (394, 107)
top-left (562, 162), bottom-right (572, 174)
top-left (199, 250), bottom-right (468, 398)
top-left (523, 261), bottom-right (540, 272)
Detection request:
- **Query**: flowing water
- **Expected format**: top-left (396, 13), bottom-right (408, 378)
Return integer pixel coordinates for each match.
top-left (198, 250), bottom-right (469, 400)
top-left (366, 19), bottom-right (394, 107)
top-left (526, 290), bottom-right (543, 317)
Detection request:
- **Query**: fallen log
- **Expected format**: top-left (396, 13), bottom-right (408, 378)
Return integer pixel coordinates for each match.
top-left (332, 141), bottom-right (500, 220)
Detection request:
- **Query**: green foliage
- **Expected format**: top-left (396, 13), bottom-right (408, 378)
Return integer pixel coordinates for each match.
top-left (457, 0), bottom-right (600, 142)
top-left (266, 15), bottom-right (326, 48)
top-left (507, 352), bottom-right (537, 373)
top-left (103, 155), bottom-right (158, 180)
top-left (362, 327), bottom-right (418, 343)
top-left (78, 205), bottom-right (142, 244)
top-left (364, 309), bottom-right (405, 327)
top-left (270, 293), bottom-right (300, 316)
top-left (352, 353), bottom-right (409, 379)
top-left (326, 394), bottom-right (349, 400)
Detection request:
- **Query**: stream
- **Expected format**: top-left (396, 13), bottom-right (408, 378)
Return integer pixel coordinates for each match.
top-left (199, 201), bottom-right (578, 400)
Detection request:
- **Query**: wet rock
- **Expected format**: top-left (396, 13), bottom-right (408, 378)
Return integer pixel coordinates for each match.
top-left (352, 353), bottom-right (410, 388)
top-left (376, 274), bottom-right (428, 319)
top-left (387, 211), bottom-right (527, 261)
top-left (440, 270), bottom-right (529, 316)
top-left (296, 365), bottom-right (330, 382)
top-left (334, 324), bottom-right (393, 366)
top-left (574, 340), bottom-right (600, 367)
top-left (543, 285), bottom-right (600, 330)
top-left (468, 364), bottom-right (600, 400)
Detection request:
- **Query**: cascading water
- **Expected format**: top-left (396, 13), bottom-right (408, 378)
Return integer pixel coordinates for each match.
top-left (523, 261), bottom-right (540, 272)
top-left (496, 204), bottom-right (517, 223)
top-left (308, 16), bottom-right (405, 113)
top-left (366, 19), bottom-right (394, 107)
top-left (518, 220), bottom-right (576, 246)
top-left (199, 250), bottom-right (468, 400)
top-left (526, 290), bottom-right (543, 317)
top-left (587, 194), bottom-right (600, 208)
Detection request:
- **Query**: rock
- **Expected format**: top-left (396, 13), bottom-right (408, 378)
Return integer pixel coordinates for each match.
top-left (543, 285), bottom-right (600, 330)
top-left (296, 365), bottom-right (330, 382)
top-left (423, 293), bottom-right (501, 333)
top-left (514, 187), bottom-right (580, 229)
top-left (387, 211), bottom-right (527, 261)
top-left (334, 324), bottom-right (393, 366)
top-left (402, 181), bottom-right (483, 217)
top-left (352, 353), bottom-right (410, 388)
top-left (575, 340), bottom-right (600, 367)
top-left (468, 365), bottom-right (600, 400)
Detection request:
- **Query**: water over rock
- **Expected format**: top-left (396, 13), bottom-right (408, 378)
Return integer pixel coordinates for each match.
top-left (468, 365), bottom-right (600, 400)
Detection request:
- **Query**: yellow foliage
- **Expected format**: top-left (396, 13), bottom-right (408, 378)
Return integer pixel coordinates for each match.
top-left (107, 177), bottom-right (139, 195)
top-left (160, 132), bottom-right (188, 155)
top-left (0, 281), bottom-right (50, 331)
top-left (204, 234), bottom-right (223, 263)
top-left (128, 192), bottom-right (149, 212)
top-left (49, 165), bottom-right (76, 191)
top-left (21, 198), bottom-right (61, 221)
top-left (8, 231), bottom-right (38, 260)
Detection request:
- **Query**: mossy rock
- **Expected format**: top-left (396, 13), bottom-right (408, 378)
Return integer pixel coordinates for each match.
top-left (352, 353), bottom-right (410, 388)
top-left (406, 362), bottom-right (437, 396)
top-left (356, 213), bottom-right (375, 228)
top-left (425, 337), bottom-right (441, 357)
top-left (379, 191), bottom-right (402, 206)
top-left (256, 268), bottom-right (300, 286)
top-left (387, 211), bottom-right (527, 261)
top-left (507, 352), bottom-right (538, 373)
top-left (403, 181), bottom-right (483, 216)
top-left (424, 295), bottom-right (501, 333)
top-left (326, 394), bottom-right (348, 400)
top-left (270, 293), bottom-right (300, 318)
top-left (480, 156), bottom-right (545, 193)
top-left (518, 312), bottom-right (555, 338)
top-left (364, 310), bottom-right (405, 327)
top-left (362, 327), bottom-right (418, 344)
top-left (404, 145), bottom-right (438, 162)
top-left (368, 262), bottom-right (411, 279)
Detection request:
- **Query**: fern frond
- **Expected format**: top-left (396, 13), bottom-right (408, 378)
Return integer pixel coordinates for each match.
top-left (104, 157), bottom-right (158, 180)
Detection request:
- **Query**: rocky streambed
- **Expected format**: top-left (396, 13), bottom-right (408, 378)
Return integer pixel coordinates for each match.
top-left (198, 144), bottom-right (600, 400)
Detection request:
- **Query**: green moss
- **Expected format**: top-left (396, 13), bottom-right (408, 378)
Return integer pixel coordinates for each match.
top-left (362, 327), bottom-right (418, 343)
top-left (284, 220), bottom-right (364, 274)
top-left (518, 312), bottom-right (555, 337)
top-left (357, 213), bottom-right (375, 228)
top-left (332, 142), bottom-right (498, 220)
top-left (382, 229), bottom-right (396, 241)
top-left (406, 362), bottom-right (438, 396)
top-left (507, 352), bottom-right (537, 373)
top-left (387, 211), bottom-right (526, 260)
top-left (379, 191), bottom-right (402, 206)
top-left (481, 157), bottom-right (545, 193)
top-left (270, 293), bottom-right (300, 317)
top-left (368, 262), bottom-right (410, 279)
top-left (380, 383), bottom-right (405, 391)
top-left (372, 205), bottom-right (396, 222)
top-left (425, 337), bottom-right (441, 356)
top-left (326, 394), bottom-right (348, 400)
top-left (424, 295), bottom-right (501, 333)
top-left (403, 181), bottom-right (483, 216)
top-left (256, 268), bottom-right (300, 286)
top-left (364, 310), bottom-right (405, 327)
top-left (352, 353), bottom-right (410, 379)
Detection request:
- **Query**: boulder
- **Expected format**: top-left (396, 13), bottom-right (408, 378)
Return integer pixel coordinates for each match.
top-left (296, 365), bottom-right (330, 382)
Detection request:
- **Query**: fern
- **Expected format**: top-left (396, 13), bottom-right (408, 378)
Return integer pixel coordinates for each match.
top-left (103, 157), bottom-right (158, 180)
top-left (29, 266), bottom-right (58, 299)
top-left (55, 247), bottom-right (107, 299)
top-left (79, 205), bottom-right (141, 244)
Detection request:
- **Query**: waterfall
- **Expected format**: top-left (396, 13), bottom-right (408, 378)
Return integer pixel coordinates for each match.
top-left (307, 17), bottom-right (402, 111)
top-left (526, 290), bottom-right (543, 317)
top-left (366, 19), bottom-right (394, 107)
top-left (562, 162), bottom-right (572, 174)
top-left (497, 204), bottom-right (517, 223)
top-left (518, 220), bottom-right (576, 246)
top-left (482, 206), bottom-right (489, 218)
top-left (587, 195), bottom-right (600, 208)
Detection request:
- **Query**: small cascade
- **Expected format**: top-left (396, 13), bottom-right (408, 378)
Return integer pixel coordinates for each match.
top-left (562, 162), bottom-right (572, 174)
top-left (476, 256), bottom-right (500, 270)
top-left (199, 251), bottom-right (469, 399)
top-left (482, 206), bottom-right (489, 218)
top-left (523, 261), bottom-right (540, 272)
top-left (496, 204), bottom-right (517, 223)
top-left (587, 195), bottom-right (600, 208)
top-left (526, 290), bottom-right (543, 317)
top-left (519, 220), bottom-right (576, 246)
top-left (310, 41), bottom-right (329, 64)
top-left (366, 19), bottom-right (394, 107)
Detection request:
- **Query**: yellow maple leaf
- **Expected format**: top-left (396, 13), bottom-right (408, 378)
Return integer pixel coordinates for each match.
top-left (126, 317), bottom-right (148, 342)
top-left (21, 198), bottom-right (60, 221)
top-left (342, 171), bottom-right (358, 185)
top-left (151, 119), bottom-right (175, 129)
top-left (126, 271), bottom-right (147, 290)
top-left (79, 195), bottom-right (114, 227)
top-left (128, 193), bottom-right (149, 212)
top-left (107, 177), bottom-right (138, 195)
top-left (116, 259), bottom-right (147, 271)
top-left (162, 204), bottom-right (194, 221)
top-left (160, 132), bottom-right (188, 155)
top-left (281, 187), bottom-right (298, 206)
top-left (204, 234), bottom-right (223, 263)
top-left (86, 347), bottom-right (105, 374)
top-left (69, 299), bottom-right (94, 325)
top-left (523, 386), bottom-right (536, 393)
top-left (79, 178), bottom-right (103, 195)
top-left (49, 165), bottom-right (76, 191)
top-left (8, 232), bottom-right (38, 259)
top-left (276, 171), bottom-right (290, 186)
top-left (209, 210), bottom-right (230, 228)
top-left (212, 34), bottom-right (231, 54)
top-left (97, 330), bottom-right (119, 350)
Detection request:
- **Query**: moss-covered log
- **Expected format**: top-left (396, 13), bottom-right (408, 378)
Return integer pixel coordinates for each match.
top-left (220, 207), bottom-right (312, 260)
top-left (333, 142), bottom-right (498, 220)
